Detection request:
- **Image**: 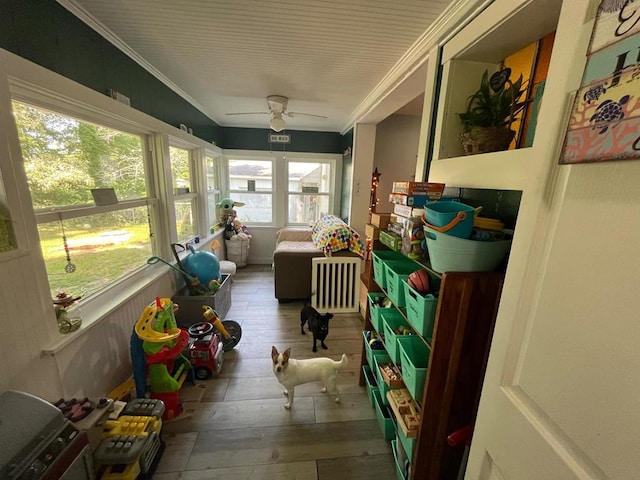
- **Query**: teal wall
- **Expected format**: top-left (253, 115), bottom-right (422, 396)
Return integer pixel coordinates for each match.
top-left (0, 0), bottom-right (345, 153)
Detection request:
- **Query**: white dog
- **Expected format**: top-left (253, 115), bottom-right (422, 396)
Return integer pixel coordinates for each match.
top-left (271, 346), bottom-right (348, 409)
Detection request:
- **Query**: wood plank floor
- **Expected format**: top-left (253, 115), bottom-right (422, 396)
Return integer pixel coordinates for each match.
top-left (154, 265), bottom-right (396, 479)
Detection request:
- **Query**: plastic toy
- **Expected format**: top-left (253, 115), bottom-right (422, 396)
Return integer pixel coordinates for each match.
top-left (181, 244), bottom-right (221, 286)
top-left (133, 297), bottom-right (191, 419)
top-left (201, 306), bottom-right (242, 351)
top-left (186, 321), bottom-right (224, 379)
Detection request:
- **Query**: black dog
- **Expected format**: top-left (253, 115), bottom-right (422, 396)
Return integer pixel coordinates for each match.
top-left (300, 304), bottom-right (334, 352)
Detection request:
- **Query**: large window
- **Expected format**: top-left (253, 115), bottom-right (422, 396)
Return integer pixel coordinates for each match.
top-left (13, 101), bottom-right (154, 299)
top-left (205, 153), bottom-right (222, 228)
top-left (169, 145), bottom-right (197, 241)
top-left (228, 158), bottom-right (273, 223)
top-left (287, 161), bottom-right (332, 224)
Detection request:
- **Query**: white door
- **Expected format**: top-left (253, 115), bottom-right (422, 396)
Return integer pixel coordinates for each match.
top-left (466, 1), bottom-right (640, 479)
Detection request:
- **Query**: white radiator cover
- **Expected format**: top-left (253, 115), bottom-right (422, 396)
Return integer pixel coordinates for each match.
top-left (311, 257), bottom-right (362, 313)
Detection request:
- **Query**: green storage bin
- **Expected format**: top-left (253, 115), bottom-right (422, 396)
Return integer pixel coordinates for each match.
top-left (403, 281), bottom-right (439, 341)
top-left (373, 389), bottom-right (395, 441)
top-left (373, 353), bottom-right (403, 406)
top-left (397, 426), bottom-right (415, 463)
top-left (392, 440), bottom-right (408, 480)
top-left (381, 310), bottom-right (414, 364)
top-left (379, 230), bottom-right (402, 251)
top-left (397, 336), bottom-right (430, 401)
top-left (368, 292), bottom-right (394, 333)
top-left (372, 250), bottom-right (406, 289)
top-left (363, 331), bottom-right (387, 371)
top-left (362, 365), bottom-right (378, 408)
top-left (385, 262), bottom-right (421, 308)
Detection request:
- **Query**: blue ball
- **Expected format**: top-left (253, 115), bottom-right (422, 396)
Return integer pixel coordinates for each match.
top-left (182, 245), bottom-right (220, 286)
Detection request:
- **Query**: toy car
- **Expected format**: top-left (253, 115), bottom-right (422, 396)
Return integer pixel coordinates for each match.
top-left (186, 322), bottom-right (224, 379)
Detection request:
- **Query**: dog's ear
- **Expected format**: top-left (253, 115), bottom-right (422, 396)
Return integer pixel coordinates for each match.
top-left (271, 346), bottom-right (279, 362)
top-left (328, 313), bottom-right (334, 320)
top-left (283, 348), bottom-right (291, 363)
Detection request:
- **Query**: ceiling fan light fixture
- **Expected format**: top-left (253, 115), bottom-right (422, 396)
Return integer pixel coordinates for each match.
top-left (270, 113), bottom-right (287, 132)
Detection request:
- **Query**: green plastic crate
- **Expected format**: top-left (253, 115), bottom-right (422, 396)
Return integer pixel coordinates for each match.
top-left (362, 365), bottom-right (378, 408)
top-left (373, 389), bottom-right (395, 441)
top-left (373, 353), bottom-right (403, 406)
top-left (372, 251), bottom-right (406, 289)
top-left (392, 440), bottom-right (408, 480)
top-left (385, 262), bottom-right (421, 307)
top-left (381, 310), bottom-right (414, 364)
top-left (363, 331), bottom-right (387, 371)
top-left (397, 425), bottom-right (415, 463)
top-left (368, 292), bottom-right (394, 333)
top-left (397, 336), bottom-right (430, 401)
top-left (403, 281), bottom-right (439, 341)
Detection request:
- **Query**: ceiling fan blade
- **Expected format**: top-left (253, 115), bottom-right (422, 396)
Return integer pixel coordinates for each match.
top-left (286, 111), bottom-right (328, 119)
top-left (225, 111), bottom-right (270, 116)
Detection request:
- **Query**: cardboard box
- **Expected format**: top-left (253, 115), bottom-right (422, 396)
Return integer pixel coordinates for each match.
top-left (392, 181), bottom-right (445, 197)
top-left (393, 204), bottom-right (425, 218)
top-left (365, 223), bottom-right (380, 240)
top-left (370, 213), bottom-right (392, 229)
top-left (172, 274), bottom-right (232, 325)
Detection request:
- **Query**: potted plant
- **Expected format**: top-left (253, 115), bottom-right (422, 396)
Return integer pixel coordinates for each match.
top-left (457, 67), bottom-right (529, 155)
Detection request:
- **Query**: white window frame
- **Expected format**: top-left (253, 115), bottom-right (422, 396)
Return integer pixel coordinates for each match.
top-left (226, 151), bottom-right (276, 225)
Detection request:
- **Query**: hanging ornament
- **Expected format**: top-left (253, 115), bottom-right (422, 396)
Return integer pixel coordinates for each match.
top-left (369, 168), bottom-right (381, 213)
top-left (59, 216), bottom-right (76, 273)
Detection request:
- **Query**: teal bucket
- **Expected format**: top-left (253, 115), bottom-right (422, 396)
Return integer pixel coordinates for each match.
top-left (424, 225), bottom-right (512, 273)
top-left (422, 201), bottom-right (475, 239)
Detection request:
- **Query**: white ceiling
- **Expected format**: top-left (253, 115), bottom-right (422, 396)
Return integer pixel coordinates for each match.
top-left (59, 0), bottom-right (461, 133)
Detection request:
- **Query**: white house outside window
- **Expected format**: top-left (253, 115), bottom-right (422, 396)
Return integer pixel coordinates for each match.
top-left (227, 158), bottom-right (273, 223)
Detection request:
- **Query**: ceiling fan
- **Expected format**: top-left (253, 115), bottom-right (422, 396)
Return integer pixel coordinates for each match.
top-left (225, 95), bottom-right (327, 132)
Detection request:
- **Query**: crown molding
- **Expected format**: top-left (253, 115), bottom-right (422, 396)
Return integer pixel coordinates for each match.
top-left (57, 0), bottom-right (218, 123)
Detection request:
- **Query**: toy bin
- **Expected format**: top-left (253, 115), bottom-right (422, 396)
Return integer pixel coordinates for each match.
top-left (363, 331), bottom-right (388, 371)
top-left (374, 353), bottom-right (404, 406)
top-left (362, 365), bottom-right (379, 408)
top-left (392, 440), bottom-right (409, 480)
top-left (373, 389), bottom-right (396, 441)
top-left (397, 426), bottom-right (415, 464)
top-left (381, 310), bottom-right (414, 364)
top-left (372, 250), bottom-right (406, 288)
top-left (423, 201), bottom-right (476, 239)
top-left (172, 274), bottom-right (232, 325)
top-left (403, 280), bottom-right (439, 341)
top-left (424, 226), bottom-right (512, 273)
top-left (368, 292), bottom-right (394, 333)
top-left (384, 262), bottom-right (421, 308)
top-left (397, 336), bottom-right (430, 401)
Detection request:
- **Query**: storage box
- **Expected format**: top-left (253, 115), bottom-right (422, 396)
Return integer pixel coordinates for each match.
top-left (372, 250), bottom-right (407, 288)
top-left (368, 292), bottom-right (394, 333)
top-left (379, 230), bottom-right (402, 251)
top-left (362, 365), bottom-right (378, 408)
top-left (365, 223), bottom-right (380, 240)
top-left (374, 353), bottom-right (400, 405)
top-left (389, 193), bottom-right (434, 207)
top-left (392, 439), bottom-right (408, 480)
top-left (393, 204), bottom-right (425, 218)
top-left (402, 280), bottom-right (440, 340)
top-left (392, 181), bottom-right (445, 197)
top-left (370, 212), bottom-right (392, 228)
top-left (373, 389), bottom-right (396, 441)
top-left (363, 331), bottom-right (388, 370)
top-left (381, 310), bottom-right (414, 363)
top-left (397, 336), bottom-right (430, 401)
top-left (172, 274), bottom-right (232, 325)
top-left (384, 262), bottom-right (421, 308)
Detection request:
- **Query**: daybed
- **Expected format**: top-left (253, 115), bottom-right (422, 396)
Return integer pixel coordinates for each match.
top-left (273, 215), bottom-right (364, 302)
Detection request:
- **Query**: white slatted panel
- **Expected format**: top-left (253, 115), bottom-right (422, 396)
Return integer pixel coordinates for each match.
top-left (62, 0), bottom-right (457, 130)
top-left (312, 257), bottom-right (361, 313)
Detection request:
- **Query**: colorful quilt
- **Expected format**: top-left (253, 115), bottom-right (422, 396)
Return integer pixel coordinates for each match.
top-left (311, 215), bottom-right (364, 257)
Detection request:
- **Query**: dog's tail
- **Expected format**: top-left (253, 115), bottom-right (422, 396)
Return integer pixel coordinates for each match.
top-left (335, 353), bottom-right (348, 369)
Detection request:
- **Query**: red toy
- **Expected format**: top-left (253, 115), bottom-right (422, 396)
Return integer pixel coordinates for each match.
top-left (186, 322), bottom-right (224, 379)
top-left (408, 269), bottom-right (431, 294)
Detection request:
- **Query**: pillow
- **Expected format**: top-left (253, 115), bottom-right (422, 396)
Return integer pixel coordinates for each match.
top-left (311, 215), bottom-right (365, 257)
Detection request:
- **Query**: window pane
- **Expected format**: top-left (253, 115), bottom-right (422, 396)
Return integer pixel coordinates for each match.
top-left (37, 208), bottom-right (152, 298)
top-left (174, 198), bottom-right (197, 240)
top-left (229, 192), bottom-right (272, 223)
top-left (170, 146), bottom-right (191, 193)
top-left (13, 102), bottom-right (147, 208)
top-left (288, 194), bottom-right (329, 224)
top-left (206, 155), bottom-right (220, 226)
top-left (288, 162), bottom-right (331, 193)
top-left (228, 159), bottom-right (272, 192)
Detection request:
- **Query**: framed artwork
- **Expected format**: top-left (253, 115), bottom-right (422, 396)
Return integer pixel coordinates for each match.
top-left (559, 1), bottom-right (640, 164)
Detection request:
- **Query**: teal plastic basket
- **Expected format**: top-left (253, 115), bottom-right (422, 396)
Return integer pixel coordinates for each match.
top-left (424, 225), bottom-right (512, 273)
top-left (373, 389), bottom-right (395, 441)
top-left (381, 310), bottom-right (413, 364)
top-left (384, 261), bottom-right (421, 307)
top-left (397, 336), bottom-right (430, 401)
top-left (402, 281), bottom-right (438, 341)
top-left (372, 251), bottom-right (407, 289)
top-left (423, 201), bottom-right (475, 239)
top-left (368, 292), bottom-right (394, 333)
